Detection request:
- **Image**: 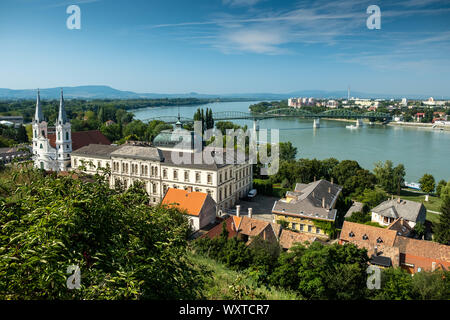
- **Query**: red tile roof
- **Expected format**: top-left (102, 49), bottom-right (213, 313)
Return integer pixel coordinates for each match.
top-left (394, 236), bottom-right (450, 262)
top-left (199, 216), bottom-right (238, 240)
top-left (340, 221), bottom-right (398, 247)
top-left (279, 229), bottom-right (317, 249)
top-left (48, 130), bottom-right (111, 151)
top-left (161, 188), bottom-right (208, 217)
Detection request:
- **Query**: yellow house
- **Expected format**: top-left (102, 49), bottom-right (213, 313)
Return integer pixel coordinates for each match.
top-left (272, 180), bottom-right (342, 238)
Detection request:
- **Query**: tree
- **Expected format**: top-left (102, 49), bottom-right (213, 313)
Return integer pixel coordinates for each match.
top-left (346, 211), bottom-right (371, 224)
top-left (434, 183), bottom-right (450, 245)
top-left (122, 120), bottom-right (147, 141)
top-left (356, 188), bottom-right (388, 208)
top-left (436, 180), bottom-right (447, 197)
top-left (270, 242), bottom-right (369, 299)
top-left (413, 222), bottom-right (426, 239)
top-left (373, 160), bottom-right (405, 195)
top-left (279, 142), bottom-right (297, 161)
top-left (419, 173), bottom-right (435, 194)
top-left (372, 268), bottom-right (413, 300)
top-left (0, 166), bottom-right (205, 299)
top-left (332, 160), bottom-right (376, 196)
top-left (100, 123), bottom-right (122, 142)
top-left (411, 270), bottom-right (450, 300)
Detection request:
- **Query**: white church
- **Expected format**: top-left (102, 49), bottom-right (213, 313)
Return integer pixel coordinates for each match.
top-left (32, 89), bottom-right (72, 171)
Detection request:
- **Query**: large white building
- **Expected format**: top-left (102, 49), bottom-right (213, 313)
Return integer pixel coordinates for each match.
top-left (32, 89), bottom-right (72, 171)
top-left (71, 144), bottom-right (253, 211)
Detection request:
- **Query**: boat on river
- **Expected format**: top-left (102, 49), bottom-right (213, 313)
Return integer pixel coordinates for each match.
top-left (404, 182), bottom-right (421, 190)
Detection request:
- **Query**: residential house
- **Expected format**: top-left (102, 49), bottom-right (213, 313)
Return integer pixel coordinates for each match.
top-left (344, 201), bottom-right (365, 219)
top-left (201, 215), bottom-right (317, 250)
top-left (162, 188), bottom-right (216, 231)
top-left (415, 112), bottom-right (425, 122)
top-left (340, 221), bottom-right (450, 273)
top-left (371, 198), bottom-right (426, 228)
top-left (272, 179), bottom-right (343, 238)
top-left (0, 146), bottom-right (31, 165)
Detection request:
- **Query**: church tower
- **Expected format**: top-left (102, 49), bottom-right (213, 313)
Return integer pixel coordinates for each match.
top-left (55, 88), bottom-right (72, 171)
top-left (32, 89), bottom-right (51, 170)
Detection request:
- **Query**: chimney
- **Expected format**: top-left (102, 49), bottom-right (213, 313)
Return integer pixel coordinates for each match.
top-left (322, 197), bottom-right (326, 208)
top-left (248, 207), bottom-right (253, 219)
top-left (314, 176), bottom-right (316, 182)
top-left (397, 197), bottom-right (401, 204)
top-left (328, 186), bottom-right (331, 193)
top-left (331, 177), bottom-right (334, 185)
top-left (236, 205), bottom-right (240, 217)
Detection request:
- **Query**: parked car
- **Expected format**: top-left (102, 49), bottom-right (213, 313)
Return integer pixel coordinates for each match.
top-left (247, 189), bottom-right (257, 199)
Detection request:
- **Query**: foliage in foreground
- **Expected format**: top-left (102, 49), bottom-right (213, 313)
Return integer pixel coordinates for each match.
top-left (0, 165), bottom-right (204, 299)
top-left (193, 229), bottom-right (449, 300)
top-left (188, 252), bottom-right (300, 300)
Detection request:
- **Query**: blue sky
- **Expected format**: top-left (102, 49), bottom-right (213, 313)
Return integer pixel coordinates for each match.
top-left (1, 0), bottom-right (449, 96)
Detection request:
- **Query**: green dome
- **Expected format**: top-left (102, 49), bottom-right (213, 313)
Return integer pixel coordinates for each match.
top-left (153, 129), bottom-right (202, 150)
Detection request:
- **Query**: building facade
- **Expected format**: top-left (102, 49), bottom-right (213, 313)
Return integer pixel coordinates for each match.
top-left (272, 180), bottom-right (343, 238)
top-left (162, 188), bottom-right (217, 231)
top-left (71, 144), bottom-right (253, 211)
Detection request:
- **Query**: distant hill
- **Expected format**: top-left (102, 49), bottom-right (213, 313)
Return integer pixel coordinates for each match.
top-left (0, 85), bottom-right (444, 100)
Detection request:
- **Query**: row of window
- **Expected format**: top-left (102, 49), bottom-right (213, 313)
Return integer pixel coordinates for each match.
top-left (291, 223), bottom-right (322, 234)
top-left (218, 184), bottom-right (233, 202)
top-left (33, 130), bottom-right (70, 141)
top-left (163, 169), bottom-right (213, 185)
top-left (112, 161), bottom-right (159, 177)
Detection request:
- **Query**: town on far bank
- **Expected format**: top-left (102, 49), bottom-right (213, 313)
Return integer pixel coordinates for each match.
top-left (0, 89), bottom-right (449, 300)
top-left (249, 95), bottom-right (450, 129)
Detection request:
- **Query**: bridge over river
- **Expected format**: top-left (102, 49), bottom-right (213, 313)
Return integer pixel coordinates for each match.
top-left (141, 109), bottom-right (391, 128)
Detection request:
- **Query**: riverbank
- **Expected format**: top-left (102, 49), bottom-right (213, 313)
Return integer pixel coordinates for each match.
top-left (388, 121), bottom-right (450, 131)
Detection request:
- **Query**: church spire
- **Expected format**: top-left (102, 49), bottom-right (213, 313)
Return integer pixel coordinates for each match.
top-left (175, 105), bottom-right (182, 128)
top-left (57, 88), bottom-right (68, 124)
top-left (34, 89), bottom-right (44, 122)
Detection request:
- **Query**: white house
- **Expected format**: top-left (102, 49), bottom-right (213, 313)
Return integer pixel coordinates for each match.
top-left (371, 198), bottom-right (426, 228)
top-left (161, 188), bottom-right (217, 231)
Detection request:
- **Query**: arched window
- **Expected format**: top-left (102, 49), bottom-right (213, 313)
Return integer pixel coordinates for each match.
top-left (58, 132), bottom-right (60, 140)
top-left (66, 132), bottom-right (69, 140)
top-left (39, 143), bottom-right (43, 149)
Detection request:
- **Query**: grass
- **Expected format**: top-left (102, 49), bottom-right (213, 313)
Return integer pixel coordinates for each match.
top-left (399, 189), bottom-right (443, 213)
top-left (426, 211), bottom-right (441, 225)
top-left (189, 252), bottom-right (300, 300)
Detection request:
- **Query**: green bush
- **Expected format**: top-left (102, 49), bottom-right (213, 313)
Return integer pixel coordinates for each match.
top-left (0, 166), bottom-right (204, 299)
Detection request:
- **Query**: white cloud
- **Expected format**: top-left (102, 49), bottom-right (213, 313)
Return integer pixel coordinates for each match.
top-left (217, 27), bottom-right (288, 54)
top-left (135, 0), bottom-right (450, 64)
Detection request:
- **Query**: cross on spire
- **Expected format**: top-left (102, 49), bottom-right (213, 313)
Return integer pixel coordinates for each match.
top-left (34, 88), bottom-right (44, 122)
top-left (57, 88), bottom-right (68, 124)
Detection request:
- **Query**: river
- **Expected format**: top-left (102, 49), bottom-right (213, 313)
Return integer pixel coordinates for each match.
top-left (130, 101), bottom-right (450, 183)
